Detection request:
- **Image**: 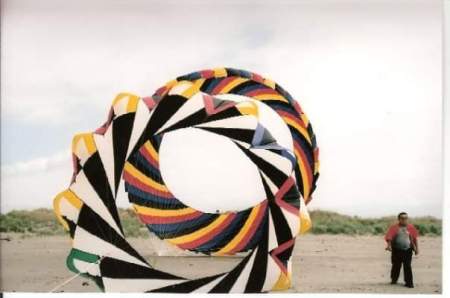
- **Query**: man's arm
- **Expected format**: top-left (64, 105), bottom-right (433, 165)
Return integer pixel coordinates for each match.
top-left (412, 229), bottom-right (419, 255)
top-left (385, 225), bottom-right (396, 251)
top-left (385, 239), bottom-right (392, 251)
top-left (409, 224), bottom-right (419, 255)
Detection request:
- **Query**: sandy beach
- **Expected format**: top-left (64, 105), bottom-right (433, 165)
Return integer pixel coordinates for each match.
top-left (0, 234), bottom-right (441, 293)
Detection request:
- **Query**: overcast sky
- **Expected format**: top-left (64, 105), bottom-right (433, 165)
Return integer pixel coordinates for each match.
top-left (0, 0), bottom-right (443, 217)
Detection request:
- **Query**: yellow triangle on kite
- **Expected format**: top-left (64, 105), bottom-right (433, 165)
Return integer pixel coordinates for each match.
top-left (299, 197), bottom-right (312, 235)
top-left (272, 272), bottom-right (291, 291)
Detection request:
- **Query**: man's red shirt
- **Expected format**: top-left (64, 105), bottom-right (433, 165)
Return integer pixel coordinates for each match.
top-left (385, 223), bottom-right (419, 248)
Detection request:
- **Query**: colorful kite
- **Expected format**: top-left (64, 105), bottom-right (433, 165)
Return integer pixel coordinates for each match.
top-left (53, 68), bottom-right (319, 293)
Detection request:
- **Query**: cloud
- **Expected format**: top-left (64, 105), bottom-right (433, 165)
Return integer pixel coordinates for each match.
top-left (1, 149), bottom-right (71, 176)
top-left (1, 150), bottom-right (73, 212)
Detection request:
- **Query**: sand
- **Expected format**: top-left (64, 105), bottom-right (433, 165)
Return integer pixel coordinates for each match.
top-left (0, 234), bottom-right (442, 293)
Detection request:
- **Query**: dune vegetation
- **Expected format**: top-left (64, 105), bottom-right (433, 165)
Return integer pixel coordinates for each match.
top-left (309, 210), bottom-right (441, 236)
top-left (0, 208), bottom-right (442, 237)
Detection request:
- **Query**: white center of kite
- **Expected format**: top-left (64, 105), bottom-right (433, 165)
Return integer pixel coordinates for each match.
top-left (158, 95), bottom-right (293, 213)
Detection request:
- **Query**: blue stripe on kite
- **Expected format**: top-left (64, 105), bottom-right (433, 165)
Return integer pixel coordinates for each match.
top-left (275, 85), bottom-right (294, 103)
top-left (147, 213), bottom-right (216, 238)
top-left (135, 153), bottom-right (162, 180)
top-left (265, 103), bottom-right (297, 115)
top-left (238, 69), bottom-right (252, 78)
top-left (225, 68), bottom-right (252, 79)
top-left (234, 84), bottom-right (261, 96)
top-left (194, 211), bottom-right (249, 252)
top-left (242, 212), bottom-right (268, 251)
top-left (125, 184), bottom-right (182, 207)
top-left (291, 131), bottom-right (314, 167)
top-left (204, 78), bottom-right (222, 94)
top-left (177, 71), bottom-right (202, 81)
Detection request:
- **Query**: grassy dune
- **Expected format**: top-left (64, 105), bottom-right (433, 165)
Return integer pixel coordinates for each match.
top-left (309, 210), bottom-right (441, 236)
top-left (0, 208), bottom-right (442, 237)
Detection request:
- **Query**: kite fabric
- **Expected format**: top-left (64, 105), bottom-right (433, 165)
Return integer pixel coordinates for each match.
top-left (53, 67), bottom-right (320, 293)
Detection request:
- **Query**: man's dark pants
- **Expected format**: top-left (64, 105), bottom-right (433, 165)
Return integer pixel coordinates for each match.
top-left (391, 247), bottom-right (413, 286)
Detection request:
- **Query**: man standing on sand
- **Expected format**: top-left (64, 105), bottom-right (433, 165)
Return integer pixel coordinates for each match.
top-left (384, 212), bottom-right (419, 288)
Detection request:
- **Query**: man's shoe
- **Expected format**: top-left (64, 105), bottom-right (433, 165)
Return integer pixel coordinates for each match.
top-left (390, 281), bottom-right (397, 284)
top-left (405, 284), bottom-right (414, 288)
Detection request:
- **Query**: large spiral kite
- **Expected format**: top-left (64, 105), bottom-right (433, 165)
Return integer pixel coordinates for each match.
top-left (53, 67), bottom-right (319, 293)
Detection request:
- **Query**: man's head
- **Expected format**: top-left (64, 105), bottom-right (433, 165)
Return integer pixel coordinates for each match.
top-left (398, 212), bottom-right (408, 226)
